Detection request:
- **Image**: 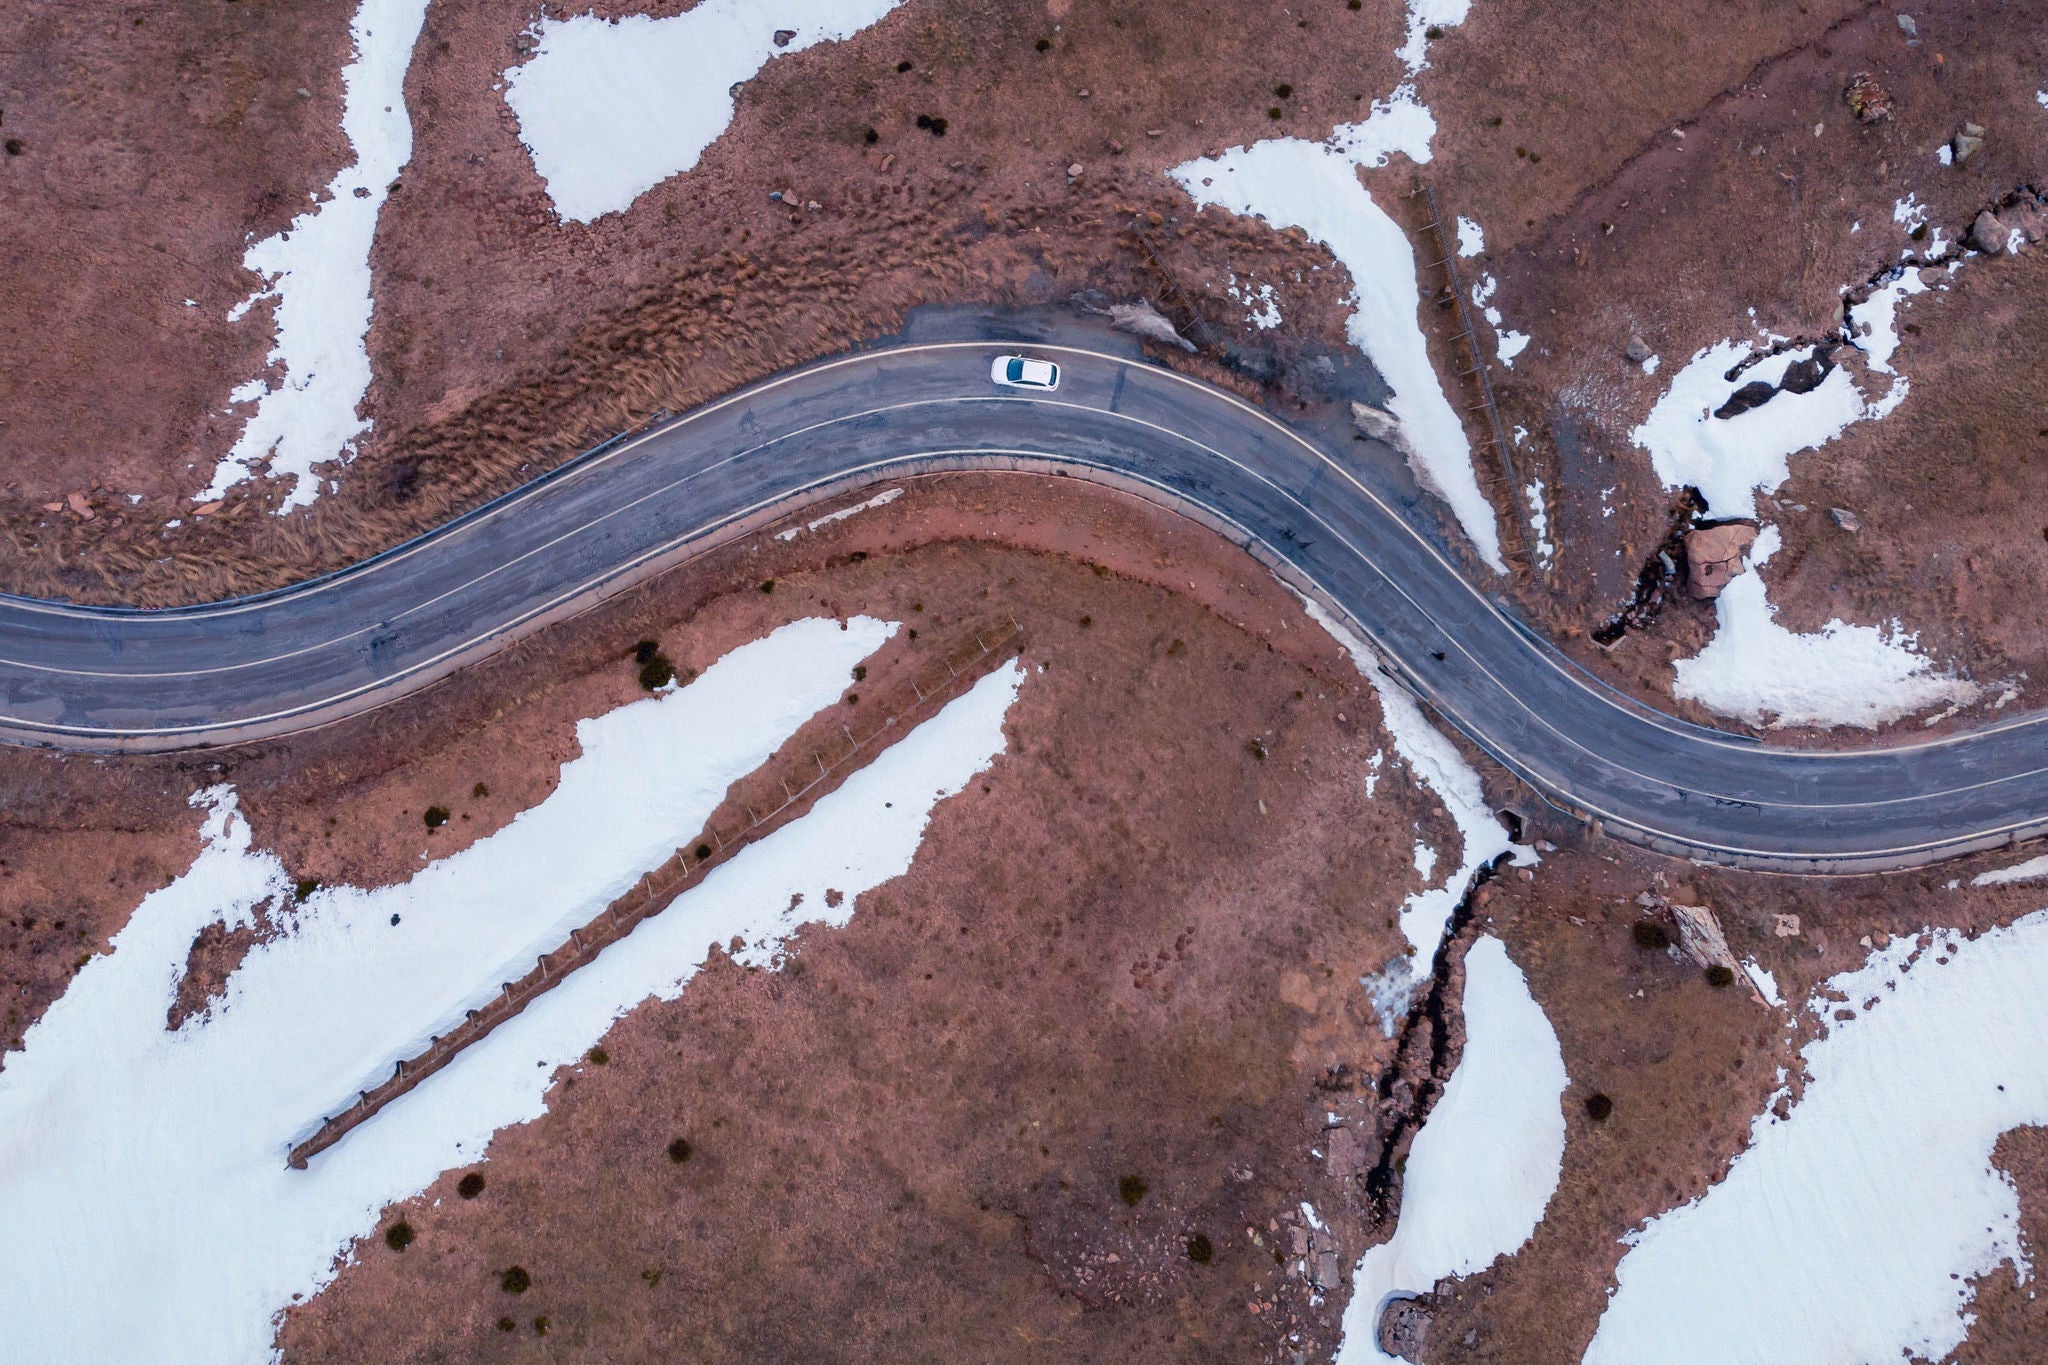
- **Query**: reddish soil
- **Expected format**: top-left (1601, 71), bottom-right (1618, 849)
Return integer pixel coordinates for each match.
top-left (0, 0), bottom-right (354, 507)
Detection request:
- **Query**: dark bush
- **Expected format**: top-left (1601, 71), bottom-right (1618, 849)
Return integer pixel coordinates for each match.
top-left (1246, 737), bottom-right (1267, 760)
top-left (499, 1266), bottom-right (531, 1294)
top-left (638, 656), bottom-right (676, 690)
top-left (1035, 37), bottom-right (1050, 50)
top-left (667, 1137), bottom-right (694, 1164)
top-left (497, 1317), bottom-right (516, 1332)
top-left (695, 843), bottom-right (712, 861)
top-left (1425, 23), bottom-right (1445, 37)
top-left (863, 126), bottom-right (878, 143)
top-left (1584, 1093), bottom-right (1614, 1122)
top-left (3, 139), bottom-right (22, 156)
top-left (533, 1316), bottom-right (550, 1336)
top-left (896, 59), bottom-right (912, 71)
top-left (1705, 964), bottom-right (1736, 989)
top-left (423, 806), bottom-right (450, 829)
top-left (1078, 614), bottom-right (1092, 628)
top-left (472, 782), bottom-right (489, 799)
top-left (384, 1221), bottom-right (414, 1251)
top-left (457, 1172), bottom-right (485, 1199)
top-left (633, 640), bottom-right (661, 665)
top-left (1273, 83), bottom-right (1293, 98)
top-left (853, 665), bottom-right (867, 681)
top-left (759, 579), bottom-right (775, 593)
top-left (1186, 1233), bottom-right (1214, 1264)
top-left (1632, 920), bottom-right (1670, 950)
top-left (587, 1046), bottom-right (609, 1065)
top-left (1267, 107), bottom-right (1283, 119)
top-left (1118, 1174), bottom-right (1148, 1206)
top-left (293, 877), bottom-right (321, 902)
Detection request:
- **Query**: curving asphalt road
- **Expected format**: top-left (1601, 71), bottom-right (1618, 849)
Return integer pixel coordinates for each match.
top-left (2, 321), bottom-right (2043, 873)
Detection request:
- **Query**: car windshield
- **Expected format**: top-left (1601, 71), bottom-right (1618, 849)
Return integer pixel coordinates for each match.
top-left (1006, 358), bottom-right (1026, 382)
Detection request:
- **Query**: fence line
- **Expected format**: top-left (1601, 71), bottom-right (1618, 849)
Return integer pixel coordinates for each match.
top-left (1408, 182), bottom-right (1529, 557)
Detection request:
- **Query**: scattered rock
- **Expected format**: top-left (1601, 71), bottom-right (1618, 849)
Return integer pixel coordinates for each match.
top-left (1350, 400), bottom-right (1411, 456)
top-left (1970, 210), bottom-right (2017, 254)
top-left (1669, 902), bottom-right (1768, 1004)
top-left (772, 28), bottom-right (796, 46)
top-left (1829, 507), bottom-right (1861, 533)
top-left (1896, 12), bottom-right (1918, 37)
top-left (1379, 1296), bottom-right (1433, 1359)
top-left (64, 491), bottom-right (93, 520)
top-left (1844, 72), bottom-right (1894, 123)
top-left (1773, 913), bottom-right (1802, 938)
top-left (1107, 299), bottom-right (1196, 352)
top-left (1713, 379), bottom-right (1779, 419)
top-left (1952, 123), bottom-right (1986, 164)
top-left (1066, 162), bottom-right (1084, 179)
top-left (1683, 522), bottom-right (1758, 599)
top-left (1779, 355), bottom-right (1829, 394)
top-left (194, 500), bottom-right (225, 516)
top-left (1311, 1251), bottom-right (1341, 1291)
top-left (1324, 1122), bottom-right (1370, 1180)
top-left (1623, 336), bottom-right (1652, 364)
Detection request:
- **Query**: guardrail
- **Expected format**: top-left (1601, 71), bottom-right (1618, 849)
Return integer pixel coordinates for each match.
top-left (286, 620), bottom-right (1024, 1169)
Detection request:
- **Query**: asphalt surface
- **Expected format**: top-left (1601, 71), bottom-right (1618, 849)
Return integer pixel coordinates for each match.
top-left (1, 323), bottom-right (2042, 872)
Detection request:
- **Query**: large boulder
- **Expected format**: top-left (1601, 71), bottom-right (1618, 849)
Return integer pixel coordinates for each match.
top-left (1379, 1295), bottom-right (1434, 1361)
top-left (1683, 522), bottom-right (1759, 600)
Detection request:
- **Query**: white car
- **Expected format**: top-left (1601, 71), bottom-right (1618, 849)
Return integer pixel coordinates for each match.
top-left (990, 354), bottom-right (1060, 391)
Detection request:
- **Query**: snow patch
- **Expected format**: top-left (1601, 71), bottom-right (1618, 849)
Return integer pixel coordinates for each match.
top-left (1585, 914), bottom-right (2048, 1364)
top-left (1972, 854), bottom-right (2048, 887)
top-left (1847, 267), bottom-right (1930, 375)
top-left (1673, 527), bottom-right (1981, 729)
top-left (1455, 216), bottom-right (1484, 257)
top-left (505, 0), bottom-right (909, 223)
top-left (203, 0), bottom-right (431, 510)
top-left (1171, 109), bottom-right (1504, 573)
top-left (1228, 273), bottom-right (1284, 330)
top-left (1523, 478), bottom-right (1554, 568)
top-left (0, 617), bottom-right (1024, 1364)
top-left (1334, 936), bottom-right (1568, 1364)
top-left (1741, 958), bottom-right (1783, 1008)
top-left (1395, 0), bottom-right (1471, 74)
top-left (1630, 341), bottom-right (1869, 520)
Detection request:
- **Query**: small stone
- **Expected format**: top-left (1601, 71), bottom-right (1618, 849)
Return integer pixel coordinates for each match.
top-left (1829, 507), bottom-right (1861, 533)
top-left (1896, 12), bottom-right (1918, 38)
top-left (1969, 210), bottom-right (2015, 253)
top-left (1773, 913), bottom-right (1802, 938)
top-left (1624, 336), bottom-right (1652, 364)
top-left (65, 491), bottom-right (93, 520)
top-left (1067, 162), bottom-right (1084, 178)
top-left (1312, 1251), bottom-right (1341, 1290)
top-left (295, 87), bottom-right (312, 99)
top-left (194, 500), bottom-right (225, 516)
top-left (1953, 131), bottom-right (1985, 163)
top-left (1076, 88), bottom-right (1090, 98)
top-left (1844, 72), bottom-right (1894, 123)
top-left (771, 28), bottom-right (796, 46)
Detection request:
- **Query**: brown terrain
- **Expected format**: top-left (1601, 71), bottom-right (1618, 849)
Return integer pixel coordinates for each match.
top-left (5, 0), bottom-right (2048, 1361)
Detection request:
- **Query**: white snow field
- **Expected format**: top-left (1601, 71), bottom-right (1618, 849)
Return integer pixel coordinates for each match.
top-left (504, 0), bottom-right (907, 223)
top-left (1673, 527), bottom-right (1979, 729)
top-left (1585, 911), bottom-right (2048, 1365)
top-left (0, 617), bottom-right (1024, 1365)
top-left (1171, 6), bottom-right (1504, 575)
top-left (1630, 340), bottom-right (1869, 521)
top-left (1300, 598), bottom-right (1532, 1031)
top-left (204, 0), bottom-right (430, 510)
top-left (1173, 97), bottom-right (1506, 575)
top-left (1335, 936), bottom-right (1569, 1364)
